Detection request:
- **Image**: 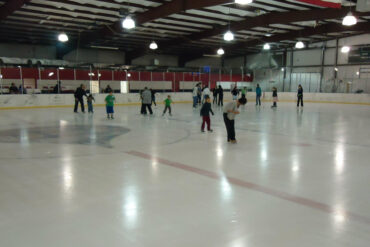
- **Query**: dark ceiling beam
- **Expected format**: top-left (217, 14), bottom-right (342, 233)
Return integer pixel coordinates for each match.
top-left (225, 22), bottom-right (370, 52)
top-left (0, 0), bottom-right (30, 21)
top-left (127, 7), bottom-right (367, 60)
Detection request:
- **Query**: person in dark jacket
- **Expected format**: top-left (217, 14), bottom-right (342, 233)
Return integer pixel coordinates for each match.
top-left (200, 96), bottom-right (214, 132)
top-left (105, 85), bottom-right (113, 93)
top-left (271, 87), bottom-right (278, 108)
top-left (9, 83), bottom-right (19, 94)
top-left (151, 88), bottom-right (157, 106)
top-left (74, 84), bottom-right (87, 113)
top-left (297, 84), bottom-right (303, 107)
top-left (212, 87), bottom-right (218, 104)
top-left (53, 81), bottom-right (61, 94)
top-left (218, 85), bottom-right (224, 106)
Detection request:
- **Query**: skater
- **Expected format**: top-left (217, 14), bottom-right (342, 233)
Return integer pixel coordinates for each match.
top-left (87, 93), bottom-right (95, 113)
top-left (256, 84), bottom-right (262, 106)
top-left (151, 88), bottom-right (157, 106)
top-left (74, 84), bottom-right (87, 113)
top-left (297, 84), bottom-right (304, 107)
top-left (162, 95), bottom-right (173, 116)
top-left (104, 85), bottom-right (113, 93)
top-left (271, 87), bottom-right (278, 108)
top-left (218, 85), bottom-right (224, 106)
top-left (223, 97), bottom-right (247, 143)
top-left (200, 96), bottom-right (214, 132)
top-left (212, 87), bottom-right (218, 104)
top-left (141, 87), bottom-right (153, 115)
top-left (231, 86), bottom-right (239, 100)
top-left (197, 84), bottom-right (202, 105)
top-left (193, 84), bottom-right (199, 108)
top-left (105, 91), bottom-right (115, 119)
top-left (241, 87), bottom-right (247, 99)
top-left (202, 86), bottom-right (211, 103)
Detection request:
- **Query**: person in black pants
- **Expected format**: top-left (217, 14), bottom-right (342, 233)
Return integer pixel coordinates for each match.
top-left (223, 97), bottom-right (247, 143)
top-left (218, 85), bottom-right (224, 106)
top-left (297, 84), bottom-right (304, 107)
top-left (74, 84), bottom-right (87, 113)
top-left (212, 87), bottom-right (218, 104)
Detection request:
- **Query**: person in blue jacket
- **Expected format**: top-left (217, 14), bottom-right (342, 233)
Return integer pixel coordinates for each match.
top-left (256, 84), bottom-right (262, 106)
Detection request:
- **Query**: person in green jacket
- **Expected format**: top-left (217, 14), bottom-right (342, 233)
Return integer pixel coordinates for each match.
top-left (162, 95), bottom-right (173, 116)
top-left (105, 91), bottom-right (115, 119)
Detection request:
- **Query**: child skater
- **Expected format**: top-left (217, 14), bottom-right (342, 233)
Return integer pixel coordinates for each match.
top-left (105, 91), bottom-right (115, 119)
top-left (271, 87), bottom-right (278, 108)
top-left (87, 93), bottom-right (95, 113)
top-left (200, 95), bottom-right (214, 132)
top-left (162, 95), bottom-right (173, 116)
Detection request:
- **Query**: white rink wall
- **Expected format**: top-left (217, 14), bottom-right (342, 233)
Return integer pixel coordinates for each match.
top-left (0, 93), bottom-right (369, 109)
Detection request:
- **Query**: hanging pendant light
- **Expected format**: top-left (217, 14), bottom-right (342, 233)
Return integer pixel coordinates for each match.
top-left (295, 41), bottom-right (305, 49)
top-left (149, 41), bottom-right (158, 50)
top-left (217, 48), bottom-right (225, 55)
top-left (263, 43), bottom-right (270, 50)
top-left (223, 31), bottom-right (234, 41)
top-left (122, 16), bottom-right (135, 29)
top-left (342, 12), bottom-right (357, 26)
top-left (58, 33), bottom-right (68, 42)
top-left (341, 46), bottom-right (350, 53)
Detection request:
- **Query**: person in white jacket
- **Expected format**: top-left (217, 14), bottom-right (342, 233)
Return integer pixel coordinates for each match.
top-left (202, 86), bottom-right (211, 103)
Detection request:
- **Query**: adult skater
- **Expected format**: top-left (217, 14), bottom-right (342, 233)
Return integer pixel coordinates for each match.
top-left (151, 88), bottom-right (157, 106)
top-left (192, 84), bottom-right (199, 108)
top-left (297, 84), bottom-right (303, 107)
top-left (223, 97), bottom-right (247, 143)
top-left (256, 84), bottom-right (262, 106)
top-left (202, 85), bottom-right (211, 103)
top-left (212, 87), bottom-right (218, 104)
top-left (218, 85), bottom-right (224, 106)
top-left (141, 87), bottom-right (153, 115)
top-left (231, 86), bottom-right (239, 100)
top-left (74, 84), bottom-right (87, 113)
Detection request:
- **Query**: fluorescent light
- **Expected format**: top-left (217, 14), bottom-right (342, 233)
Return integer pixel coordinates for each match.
top-left (263, 43), bottom-right (270, 50)
top-left (295, 41), bottom-right (305, 49)
top-left (235, 0), bottom-right (253, 4)
top-left (122, 16), bottom-right (135, 29)
top-left (223, 30), bottom-right (234, 41)
top-left (90, 45), bottom-right (119, 50)
top-left (88, 73), bottom-right (95, 76)
top-left (59, 67), bottom-right (64, 70)
top-left (265, 33), bottom-right (272, 37)
top-left (48, 72), bottom-right (54, 77)
top-left (341, 46), bottom-right (350, 53)
top-left (149, 41), bottom-right (158, 50)
top-left (58, 33), bottom-right (68, 42)
top-left (217, 48), bottom-right (225, 55)
top-left (342, 12), bottom-right (357, 26)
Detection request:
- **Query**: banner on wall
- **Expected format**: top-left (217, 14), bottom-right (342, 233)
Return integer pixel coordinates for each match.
top-left (120, 81), bottom-right (129, 93)
top-left (90, 81), bottom-right (99, 94)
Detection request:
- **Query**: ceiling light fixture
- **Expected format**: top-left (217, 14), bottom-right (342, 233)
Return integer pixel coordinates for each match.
top-left (48, 72), bottom-right (54, 77)
top-left (334, 67), bottom-right (338, 72)
top-left (149, 41), bottom-right (158, 50)
top-left (341, 46), bottom-right (350, 53)
top-left (88, 72), bottom-right (95, 76)
top-left (217, 48), bottom-right (225, 55)
top-left (295, 41), bottom-right (305, 49)
top-left (59, 67), bottom-right (64, 70)
top-left (223, 30), bottom-right (234, 41)
top-left (263, 43), bottom-right (270, 50)
top-left (122, 16), bottom-right (135, 29)
top-left (342, 12), bottom-right (357, 26)
top-left (58, 33), bottom-right (68, 42)
top-left (235, 0), bottom-right (253, 4)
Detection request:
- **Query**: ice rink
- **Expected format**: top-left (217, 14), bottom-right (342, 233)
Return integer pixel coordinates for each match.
top-left (0, 102), bottom-right (370, 247)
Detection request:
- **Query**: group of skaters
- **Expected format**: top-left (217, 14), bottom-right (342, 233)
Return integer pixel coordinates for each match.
top-left (72, 83), bottom-right (304, 144)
